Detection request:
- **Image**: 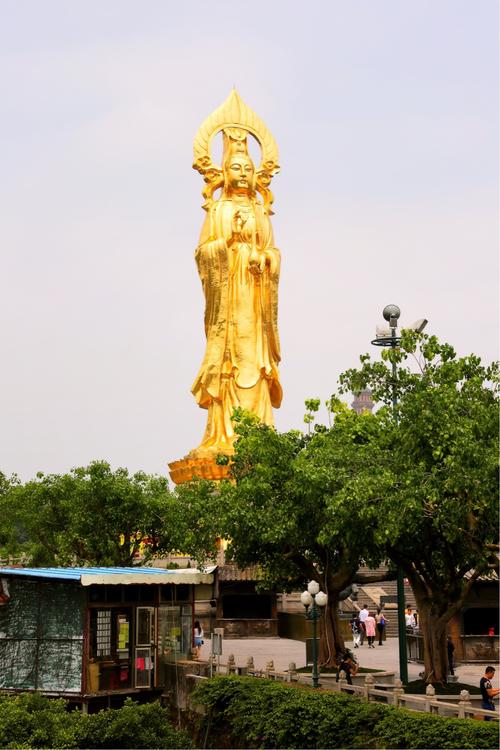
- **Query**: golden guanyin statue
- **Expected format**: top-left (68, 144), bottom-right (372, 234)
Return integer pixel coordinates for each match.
top-left (169, 90), bottom-right (282, 484)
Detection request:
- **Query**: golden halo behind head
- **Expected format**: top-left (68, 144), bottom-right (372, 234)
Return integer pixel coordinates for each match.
top-left (193, 90), bottom-right (280, 213)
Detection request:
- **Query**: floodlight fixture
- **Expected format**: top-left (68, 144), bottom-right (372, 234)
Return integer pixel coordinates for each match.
top-left (383, 304), bottom-right (401, 329)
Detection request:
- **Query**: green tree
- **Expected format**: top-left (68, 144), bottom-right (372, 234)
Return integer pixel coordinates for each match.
top-left (0, 472), bottom-right (23, 561)
top-left (175, 407), bottom-right (396, 667)
top-left (340, 331), bottom-right (499, 682)
top-left (3, 461), bottom-right (178, 566)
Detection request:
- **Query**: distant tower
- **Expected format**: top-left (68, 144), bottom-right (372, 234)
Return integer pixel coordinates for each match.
top-left (351, 389), bottom-right (374, 414)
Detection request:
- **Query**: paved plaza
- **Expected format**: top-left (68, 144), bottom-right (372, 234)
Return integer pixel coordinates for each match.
top-left (199, 635), bottom-right (500, 691)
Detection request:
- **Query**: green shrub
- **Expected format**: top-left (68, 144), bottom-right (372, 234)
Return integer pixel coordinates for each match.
top-left (192, 675), bottom-right (500, 749)
top-left (0, 693), bottom-right (191, 749)
top-left (373, 707), bottom-right (500, 750)
top-left (73, 698), bottom-right (192, 749)
top-left (0, 692), bottom-right (78, 749)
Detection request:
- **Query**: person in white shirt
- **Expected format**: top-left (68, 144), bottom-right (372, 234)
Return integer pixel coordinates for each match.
top-left (193, 620), bottom-right (204, 659)
top-left (358, 605), bottom-right (369, 645)
top-left (405, 607), bottom-right (416, 630)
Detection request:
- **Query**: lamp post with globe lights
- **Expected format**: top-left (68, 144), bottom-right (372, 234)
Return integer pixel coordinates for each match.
top-left (371, 304), bottom-right (428, 685)
top-left (301, 580), bottom-right (328, 688)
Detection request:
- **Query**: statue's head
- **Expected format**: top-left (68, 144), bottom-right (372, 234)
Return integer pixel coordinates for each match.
top-left (222, 128), bottom-right (255, 198)
top-left (223, 153), bottom-right (255, 196)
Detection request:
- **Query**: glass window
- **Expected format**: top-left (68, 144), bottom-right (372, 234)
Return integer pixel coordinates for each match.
top-left (175, 585), bottom-right (191, 602)
top-left (88, 585), bottom-right (106, 603)
top-left (157, 605), bottom-right (191, 662)
top-left (160, 584), bottom-right (192, 603)
top-left (136, 607), bottom-right (154, 646)
top-left (88, 608), bottom-right (132, 692)
top-left (134, 647), bottom-right (152, 688)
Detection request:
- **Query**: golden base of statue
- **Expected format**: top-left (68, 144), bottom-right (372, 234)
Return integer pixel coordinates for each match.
top-left (168, 453), bottom-right (231, 485)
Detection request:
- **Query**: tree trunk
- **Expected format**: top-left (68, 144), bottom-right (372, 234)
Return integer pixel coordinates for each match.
top-left (404, 571), bottom-right (468, 684)
top-left (318, 594), bottom-right (345, 668)
top-left (416, 600), bottom-right (449, 683)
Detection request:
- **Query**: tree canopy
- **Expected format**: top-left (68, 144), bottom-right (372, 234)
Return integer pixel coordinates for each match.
top-left (339, 331), bottom-right (499, 680)
top-left (177, 333), bottom-right (499, 678)
top-left (1, 461), bottom-right (177, 566)
top-left (176, 407), bottom-right (397, 664)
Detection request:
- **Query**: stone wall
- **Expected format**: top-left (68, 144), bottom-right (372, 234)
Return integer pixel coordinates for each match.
top-left (214, 618), bottom-right (278, 637)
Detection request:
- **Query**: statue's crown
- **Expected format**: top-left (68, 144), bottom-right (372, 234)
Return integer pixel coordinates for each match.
top-left (222, 127), bottom-right (251, 164)
top-left (193, 90), bottom-right (280, 213)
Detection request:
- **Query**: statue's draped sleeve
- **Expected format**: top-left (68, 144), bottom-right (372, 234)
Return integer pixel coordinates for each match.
top-left (192, 207), bottom-right (230, 409)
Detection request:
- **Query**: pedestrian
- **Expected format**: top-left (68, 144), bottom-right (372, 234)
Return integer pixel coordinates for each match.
top-left (193, 620), bottom-right (204, 660)
top-left (375, 609), bottom-right (388, 645)
top-left (480, 666), bottom-right (499, 720)
top-left (350, 613), bottom-right (361, 648)
top-left (336, 650), bottom-right (359, 685)
top-left (447, 636), bottom-right (455, 676)
top-left (365, 611), bottom-right (377, 648)
top-left (405, 607), bottom-right (416, 631)
top-left (359, 604), bottom-right (369, 645)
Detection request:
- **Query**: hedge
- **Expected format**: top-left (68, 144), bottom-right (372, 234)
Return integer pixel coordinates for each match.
top-left (192, 675), bottom-right (500, 749)
top-left (0, 693), bottom-right (191, 749)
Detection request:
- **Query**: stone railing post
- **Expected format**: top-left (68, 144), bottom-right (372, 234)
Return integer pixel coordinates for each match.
top-left (393, 679), bottom-right (405, 707)
top-left (264, 659), bottom-right (274, 678)
top-left (338, 669), bottom-right (347, 692)
top-left (246, 656), bottom-right (255, 672)
top-left (458, 689), bottom-right (472, 719)
top-left (424, 683), bottom-right (435, 713)
top-left (287, 661), bottom-right (297, 682)
top-left (227, 654), bottom-right (236, 674)
top-left (364, 673), bottom-right (374, 701)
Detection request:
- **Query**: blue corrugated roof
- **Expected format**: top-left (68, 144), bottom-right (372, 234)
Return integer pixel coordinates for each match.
top-left (0, 567), bottom-right (182, 581)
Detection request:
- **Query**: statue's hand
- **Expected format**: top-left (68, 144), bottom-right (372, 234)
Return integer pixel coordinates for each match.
top-left (248, 248), bottom-right (279, 276)
top-left (248, 248), bottom-right (264, 275)
top-left (231, 210), bottom-right (246, 239)
top-left (248, 260), bottom-right (262, 276)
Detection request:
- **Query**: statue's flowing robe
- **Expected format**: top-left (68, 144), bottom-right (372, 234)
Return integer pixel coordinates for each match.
top-left (191, 198), bottom-right (282, 454)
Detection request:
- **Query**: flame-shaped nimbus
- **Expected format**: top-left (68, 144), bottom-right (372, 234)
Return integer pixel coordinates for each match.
top-left (193, 90), bottom-right (280, 213)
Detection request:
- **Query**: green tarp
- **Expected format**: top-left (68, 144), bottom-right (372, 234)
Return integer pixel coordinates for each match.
top-left (0, 578), bottom-right (84, 693)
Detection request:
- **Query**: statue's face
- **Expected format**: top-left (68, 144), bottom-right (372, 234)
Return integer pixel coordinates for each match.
top-left (225, 155), bottom-right (254, 194)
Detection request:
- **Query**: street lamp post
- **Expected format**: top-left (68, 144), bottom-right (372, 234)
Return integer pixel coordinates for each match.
top-left (301, 581), bottom-right (328, 689)
top-left (370, 304), bottom-right (427, 685)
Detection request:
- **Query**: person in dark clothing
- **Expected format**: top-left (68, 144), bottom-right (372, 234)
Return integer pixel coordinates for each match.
top-left (447, 636), bottom-right (455, 676)
top-left (336, 650), bottom-right (359, 686)
top-left (480, 666), bottom-right (499, 720)
top-left (376, 609), bottom-right (388, 646)
top-left (350, 613), bottom-right (361, 648)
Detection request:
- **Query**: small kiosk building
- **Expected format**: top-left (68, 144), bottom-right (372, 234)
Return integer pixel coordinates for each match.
top-left (0, 566), bottom-right (214, 706)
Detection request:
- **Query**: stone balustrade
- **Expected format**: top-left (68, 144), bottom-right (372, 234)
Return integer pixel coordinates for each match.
top-left (204, 655), bottom-right (498, 721)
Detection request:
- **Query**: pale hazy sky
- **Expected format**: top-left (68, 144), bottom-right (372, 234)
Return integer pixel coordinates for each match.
top-left (1, 0), bottom-right (498, 481)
